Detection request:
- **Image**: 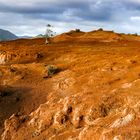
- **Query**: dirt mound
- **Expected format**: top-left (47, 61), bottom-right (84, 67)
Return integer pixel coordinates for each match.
top-left (78, 30), bottom-right (123, 42)
top-left (52, 29), bottom-right (140, 43)
top-left (121, 33), bottom-right (140, 41)
top-left (66, 30), bottom-right (85, 37)
top-left (52, 33), bottom-right (74, 43)
top-left (52, 29), bottom-right (126, 43)
top-left (52, 30), bottom-right (85, 43)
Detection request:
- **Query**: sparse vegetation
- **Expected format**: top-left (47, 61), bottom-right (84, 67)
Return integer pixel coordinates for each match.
top-left (47, 65), bottom-right (58, 77)
top-left (134, 33), bottom-right (138, 36)
top-left (2, 29), bottom-right (140, 140)
top-left (43, 65), bottom-right (59, 78)
top-left (75, 29), bottom-right (80, 32)
top-left (98, 28), bottom-right (103, 31)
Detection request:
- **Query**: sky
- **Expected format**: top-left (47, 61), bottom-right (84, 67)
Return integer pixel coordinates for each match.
top-left (0, 0), bottom-right (140, 36)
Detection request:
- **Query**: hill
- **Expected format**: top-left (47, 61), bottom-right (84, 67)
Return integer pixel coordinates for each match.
top-left (18, 35), bottom-right (32, 39)
top-left (0, 29), bottom-right (18, 41)
top-left (52, 29), bottom-right (140, 43)
top-left (1, 29), bottom-right (140, 139)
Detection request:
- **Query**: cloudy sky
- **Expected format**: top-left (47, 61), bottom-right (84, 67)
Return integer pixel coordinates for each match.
top-left (0, 0), bottom-right (140, 36)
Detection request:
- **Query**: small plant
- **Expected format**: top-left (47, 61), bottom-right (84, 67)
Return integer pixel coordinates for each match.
top-left (98, 28), bottom-right (103, 31)
top-left (43, 65), bottom-right (59, 78)
top-left (75, 29), bottom-right (80, 32)
top-left (134, 33), bottom-right (138, 36)
top-left (47, 65), bottom-right (58, 76)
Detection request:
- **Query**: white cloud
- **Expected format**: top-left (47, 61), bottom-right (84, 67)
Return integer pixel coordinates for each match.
top-left (130, 16), bottom-right (140, 21)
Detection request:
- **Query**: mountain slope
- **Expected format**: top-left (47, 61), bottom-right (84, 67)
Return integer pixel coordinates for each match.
top-left (0, 29), bottom-right (18, 41)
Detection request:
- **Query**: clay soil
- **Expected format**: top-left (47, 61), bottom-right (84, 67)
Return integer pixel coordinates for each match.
top-left (1, 30), bottom-right (140, 139)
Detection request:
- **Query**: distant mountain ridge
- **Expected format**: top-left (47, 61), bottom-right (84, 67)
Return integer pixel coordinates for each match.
top-left (0, 29), bottom-right (18, 41)
top-left (18, 35), bottom-right (32, 39)
top-left (0, 29), bottom-right (50, 41)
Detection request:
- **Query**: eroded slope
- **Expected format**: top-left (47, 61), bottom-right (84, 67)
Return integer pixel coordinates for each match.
top-left (1, 30), bottom-right (140, 139)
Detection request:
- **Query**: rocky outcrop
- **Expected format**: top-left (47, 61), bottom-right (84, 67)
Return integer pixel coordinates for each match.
top-left (2, 90), bottom-right (140, 140)
top-left (0, 51), bottom-right (11, 64)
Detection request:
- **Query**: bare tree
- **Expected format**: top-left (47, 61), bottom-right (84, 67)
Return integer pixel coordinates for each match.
top-left (45, 24), bottom-right (54, 44)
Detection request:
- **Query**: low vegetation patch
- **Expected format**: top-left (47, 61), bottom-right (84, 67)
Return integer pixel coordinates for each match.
top-left (47, 65), bottom-right (59, 76)
top-left (43, 65), bottom-right (60, 78)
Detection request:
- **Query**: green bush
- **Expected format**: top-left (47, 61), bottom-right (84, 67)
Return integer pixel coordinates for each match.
top-left (75, 29), bottom-right (80, 32)
top-left (47, 65), bottom-right (58, 76)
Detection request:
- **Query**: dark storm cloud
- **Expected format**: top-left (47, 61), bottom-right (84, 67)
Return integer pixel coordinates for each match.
top-left (0, 3), bottom-right (63, 14)
top-left (1, 0), bottom-right (140, 35)
top-left (0, 1), bottom-right (124, 20)
top-left (0, 1), bottom-right (114, 22)
top-left (122, 0), bottom-right (140, 10)
top-left (0, 1), bottom-right (89, 14)
top-left (0, 0), bottom-right (140, 22)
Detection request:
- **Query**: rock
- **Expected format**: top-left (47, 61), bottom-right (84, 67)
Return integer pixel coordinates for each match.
top-left (72, 107), bottom-right (83, 128)
top-left (1, 114), bottom-right (20, 140)
top-left (111, 113), bottom-right (136, 128)
top-left (121, 83), bottom-right (132, 89)
top-left (36, 52), bottom-right (43, 59)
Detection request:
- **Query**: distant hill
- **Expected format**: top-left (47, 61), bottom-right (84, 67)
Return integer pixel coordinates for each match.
top-left (34, 34), bottom-right (46, 38)
top-left (0, 29), bottom-right (18, 41)
top-left (18, 35), bottom-right (32, 39)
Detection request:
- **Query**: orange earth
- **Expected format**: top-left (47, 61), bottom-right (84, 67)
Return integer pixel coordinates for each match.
top-left (1, 29), bottom-right (140, 139)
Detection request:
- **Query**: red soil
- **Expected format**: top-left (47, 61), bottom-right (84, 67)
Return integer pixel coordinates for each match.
top-left (0, 30), bottom-right (140, 139)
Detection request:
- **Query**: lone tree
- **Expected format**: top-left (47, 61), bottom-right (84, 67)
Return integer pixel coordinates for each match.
top-left (45, 24), bottom-right (54, 44)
